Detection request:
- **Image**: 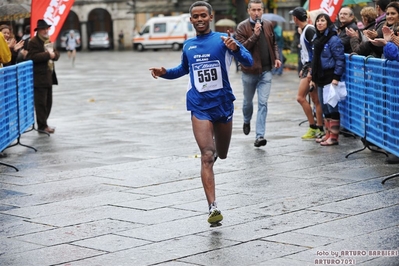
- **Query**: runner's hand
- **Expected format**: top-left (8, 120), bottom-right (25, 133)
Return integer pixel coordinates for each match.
top-left (149, 67), bottom-right (166, 79)
top-left (221, 30), bottom-right (239, 52)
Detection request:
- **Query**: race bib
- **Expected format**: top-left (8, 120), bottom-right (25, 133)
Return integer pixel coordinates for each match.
top-left (192, 60), bottom-right (223, 93)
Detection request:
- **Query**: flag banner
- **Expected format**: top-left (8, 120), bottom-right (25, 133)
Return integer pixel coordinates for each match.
top-left (31, 0), bottom-right (75, 42)
top-left (309, 0), bottom-right (344, 22)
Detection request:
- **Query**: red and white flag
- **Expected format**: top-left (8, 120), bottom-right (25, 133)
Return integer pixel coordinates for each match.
top-left (309, 0), bottom-right (344, 22)
top-left (31, 0), bottom-right (75, 42)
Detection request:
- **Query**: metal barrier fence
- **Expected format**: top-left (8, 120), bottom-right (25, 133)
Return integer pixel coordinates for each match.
top-left (17, 61), bottom-right (35, 134)
top-left (339, 54), bottom-right (399, 183)
top-left (0, 61), bottom-right (35, 171)
top-left (340, 55), bottom-right (399, 157)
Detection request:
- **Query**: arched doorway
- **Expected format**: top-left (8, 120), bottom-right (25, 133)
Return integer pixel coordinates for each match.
top-left (56, 11), bottom-right (81, 51)
top-left (87, 8), bottom-right (113, 50)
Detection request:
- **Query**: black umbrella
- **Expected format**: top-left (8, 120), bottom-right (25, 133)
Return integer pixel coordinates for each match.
top-left (0, 3), bottom-right (31, 21)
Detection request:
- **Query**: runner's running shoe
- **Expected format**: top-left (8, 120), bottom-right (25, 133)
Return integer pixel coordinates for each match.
top-left (208, 202), bottom-right (223, 224)
top-left (301, 127), bottom-right (318, 139)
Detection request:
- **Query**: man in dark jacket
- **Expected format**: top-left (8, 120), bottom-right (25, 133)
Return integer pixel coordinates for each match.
top-left (337, 6), bottom-right (358, 53)
top-left (235, 0), bottom-right (281, 147)
top-left (27, 19), bottom-right (60, 134)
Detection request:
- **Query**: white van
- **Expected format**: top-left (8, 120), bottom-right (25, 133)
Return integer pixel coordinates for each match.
top-left (133, 14), bottom-right (195, 51)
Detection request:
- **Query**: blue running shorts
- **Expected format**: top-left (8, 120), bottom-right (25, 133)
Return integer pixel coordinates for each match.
top-left (191, 101), bottom-right (234, 123)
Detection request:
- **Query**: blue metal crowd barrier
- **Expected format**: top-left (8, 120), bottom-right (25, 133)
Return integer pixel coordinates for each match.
top-left (339, 54), bottom-right (399, 183)
top-left (340, 54), bottom-right (366, 138)
top-left (0, 65), bottom-right (19, 153)
top-left (17, 61), bottom-right (35, 134)
top-left (340, 55), bottom-right (399, 158)
top-left (0, 61), bottom-right (35, 171)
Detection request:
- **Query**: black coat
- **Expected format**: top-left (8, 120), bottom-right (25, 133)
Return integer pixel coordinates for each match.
top-left (27, 36), bottom-right (60, 87)
top-left (338, 20), bottom-right (358, 54)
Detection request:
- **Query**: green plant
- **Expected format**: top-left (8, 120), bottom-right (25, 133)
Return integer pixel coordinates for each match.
top-left (283, 51), bottom-right (298, 66)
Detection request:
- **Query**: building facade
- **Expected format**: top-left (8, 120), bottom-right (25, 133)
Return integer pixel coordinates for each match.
top-left (4, 0), bottom-right (300, 50)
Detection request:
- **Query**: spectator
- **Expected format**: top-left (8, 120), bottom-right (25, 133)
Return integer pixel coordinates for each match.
top-left (235, 0), bottom-right (281, 147)
top-left (0, 24), bottom-right (24, 66)
top-left (337, 6), bottom-right (358, 53)
top-left (0, 31), bottom-right (11, 67)
top-left (271, 21), bottom-right (284, 76)
top-left (27, 19), bottom-right (60, 134)
top-left (362, 0), bottom-right (391, 57)
top-left (310, 13), bottom-right (345, 146)
top-left (359, 7), bottom-right (377, 42)
top-left (16, 25), bottom-right (31, 63)
top-left (368, 1), bottom-right (399, 57)
top-left (290, 7), bottom-right (324, 140)
top-left (364, 0), bottom-right (390, 40)
top-left (346, 7), bottom-right (378, 57)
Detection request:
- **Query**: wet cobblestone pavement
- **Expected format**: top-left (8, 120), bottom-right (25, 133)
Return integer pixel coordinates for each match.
top-left (1, 50), bottom-right (398, 266)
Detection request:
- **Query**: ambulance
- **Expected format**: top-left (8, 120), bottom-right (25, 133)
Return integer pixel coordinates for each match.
top-left (133, 14), bottom-right (196, 51)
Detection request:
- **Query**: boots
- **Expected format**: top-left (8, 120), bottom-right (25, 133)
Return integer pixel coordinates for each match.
top-left (316, 119), bottom-right (330, 143)
top-left (320, 119), bottom-right (339, 146)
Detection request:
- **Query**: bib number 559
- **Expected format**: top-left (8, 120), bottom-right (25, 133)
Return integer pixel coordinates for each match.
top-left (198, 69), bottom-right (218, 83)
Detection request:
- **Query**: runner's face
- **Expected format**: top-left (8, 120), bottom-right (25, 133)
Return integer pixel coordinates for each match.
top-left (190, 6), bottom-right (212, 35)
top-left (316, 16), bottom-right (328, 32)
top-left (248, 3), bottom-right (263, 21)
top-left (385, 7), bottom-right (399, 26)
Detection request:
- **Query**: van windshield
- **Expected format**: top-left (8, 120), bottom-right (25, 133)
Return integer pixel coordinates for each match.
top-left (141, 25), bottom-right (150, 35)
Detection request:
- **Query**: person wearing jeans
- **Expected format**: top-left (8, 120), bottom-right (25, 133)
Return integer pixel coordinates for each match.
top-left (241, 71), bottom-right (272, 144)
top-left (236, 0), bottom-right (281, 147)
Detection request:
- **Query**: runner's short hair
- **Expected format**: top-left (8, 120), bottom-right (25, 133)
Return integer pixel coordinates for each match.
top-left (189, 1), bottom-right (212, 15)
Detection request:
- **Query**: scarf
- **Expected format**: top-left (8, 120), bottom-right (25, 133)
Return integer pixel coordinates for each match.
top-left (38, 34), bottom-right (54, 72)
top-left (312, 27), bottom-right (336, 84)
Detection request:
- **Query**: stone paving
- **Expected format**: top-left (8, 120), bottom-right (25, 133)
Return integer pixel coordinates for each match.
top-left (0, 50), bottom-right (398, 266)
